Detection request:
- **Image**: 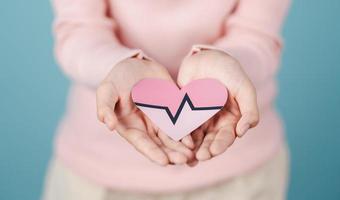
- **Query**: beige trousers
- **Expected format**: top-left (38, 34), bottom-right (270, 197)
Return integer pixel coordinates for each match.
top-left (42, 146), bottom-right (289, 200)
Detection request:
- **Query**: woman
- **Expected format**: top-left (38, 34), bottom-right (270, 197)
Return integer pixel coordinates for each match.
top-left (44, 0), bottom-right (291, 199)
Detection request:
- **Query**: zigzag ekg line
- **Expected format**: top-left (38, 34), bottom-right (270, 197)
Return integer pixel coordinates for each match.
top-left (134, 93), bottom-right (224, 125)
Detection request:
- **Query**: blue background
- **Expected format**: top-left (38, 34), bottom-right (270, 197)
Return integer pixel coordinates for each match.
top-left (1, 0), bottom-right (339, 199)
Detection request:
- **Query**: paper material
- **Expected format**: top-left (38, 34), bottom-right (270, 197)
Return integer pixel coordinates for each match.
top-left (131, 78), bottom-right (228, 141)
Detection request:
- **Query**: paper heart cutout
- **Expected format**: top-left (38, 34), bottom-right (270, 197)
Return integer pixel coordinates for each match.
top-left (131, 78), bottom-right (228, 141)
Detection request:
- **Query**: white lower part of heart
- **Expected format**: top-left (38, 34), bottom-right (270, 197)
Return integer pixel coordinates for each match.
top-left (137, 102), bottom-right (220, 141)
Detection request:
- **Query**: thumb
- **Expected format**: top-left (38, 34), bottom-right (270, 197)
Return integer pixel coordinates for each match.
top-left (177, 54), bottom-right (199, 87)
top-left (235, 78), bottom-right (260, 137)
top-left (96, 81), bottom-right (119, 131)
top-left (177, 66), bottom-right (196, 88)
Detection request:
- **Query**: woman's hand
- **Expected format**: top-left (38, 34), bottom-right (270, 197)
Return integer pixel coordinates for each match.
top-left (96, 58), bottom-right (194, 166)
top-left (177, 49), bottom-right (259, 162)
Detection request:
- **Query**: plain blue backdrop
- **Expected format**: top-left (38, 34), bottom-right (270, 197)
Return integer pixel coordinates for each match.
top-left (1, 0), bottom-right (339, 199)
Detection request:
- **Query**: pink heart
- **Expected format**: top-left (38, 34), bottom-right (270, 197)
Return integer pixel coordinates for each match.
top-left (131, 78), bottom-right (228, 141)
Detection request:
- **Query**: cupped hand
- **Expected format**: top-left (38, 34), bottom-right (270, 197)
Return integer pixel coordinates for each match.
top-left (96, 58), bottom-right (194, 166)
top-left (177, 49), bottom-right (259, 162)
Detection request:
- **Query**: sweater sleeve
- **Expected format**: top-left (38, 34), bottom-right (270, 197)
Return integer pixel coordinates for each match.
top-left (193, 0), bottom-right (291, 86)
top-left (52, 0), bottom-right (143, 87)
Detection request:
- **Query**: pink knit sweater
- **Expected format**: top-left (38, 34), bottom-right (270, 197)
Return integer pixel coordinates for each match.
top-left (52, 0), bottom-right (290, 192)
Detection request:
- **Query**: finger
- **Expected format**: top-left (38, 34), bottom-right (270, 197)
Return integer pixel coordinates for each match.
top-left (209, 126), bottom-right (236, 156)
top-left (158, 131), bottom-right (194, 160)
top-left (235, 79), bottom-right (260, 137)
top-left (163, 147), bottom-right (188, 165)
top-left (148, 131), bottom-right (163, 146)
top-left (116, 125), bottom-right (169, 166)
top-left (96, 81), bottom-right (119, 130)
top-left (181, 135), bottom-right (195, 149)
top-left (192, 128), bottom-right (205, 150)
top-left (186, 128), bottom-right (204, 167)
top-left (187, 159), bottom-right (199, 167)
top-left (156, 131), bottom-right (188, 164)
top-left (196, 131), bottom-right (216, 161)
top-left (103, 113), bottom-right (117, 131)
